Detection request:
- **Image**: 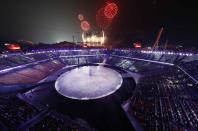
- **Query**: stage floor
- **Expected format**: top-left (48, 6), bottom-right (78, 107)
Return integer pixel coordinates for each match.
top-left (55, 66), bottom-right (123, 100)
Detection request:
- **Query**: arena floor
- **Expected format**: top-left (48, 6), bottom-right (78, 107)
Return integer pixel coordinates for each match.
top-left (55, 66), bottom-right (123, 100)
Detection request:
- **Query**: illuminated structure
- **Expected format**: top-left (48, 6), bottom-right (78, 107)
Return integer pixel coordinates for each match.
top-left (82, 31), bottom-right (106, 47)
top-left (0, 48), bottom-right (198, 130)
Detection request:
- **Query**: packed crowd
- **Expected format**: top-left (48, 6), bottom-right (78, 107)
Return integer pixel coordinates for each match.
top-left (0, 95), bottom-right (39, 130)
top-left (127, 67), bottom-right (198, 130)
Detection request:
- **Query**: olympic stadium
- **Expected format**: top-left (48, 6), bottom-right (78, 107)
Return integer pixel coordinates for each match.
top-left (0, 48), bottom-right (198, 131)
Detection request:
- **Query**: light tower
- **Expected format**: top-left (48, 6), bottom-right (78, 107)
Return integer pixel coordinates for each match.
top-left (152, 27), bottom-right (164, 51)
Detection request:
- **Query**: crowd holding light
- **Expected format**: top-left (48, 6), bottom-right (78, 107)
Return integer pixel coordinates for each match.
top-left (141, 50), bottom-right (193, 56)
top-left (82, 31), bottom-right (106, 47)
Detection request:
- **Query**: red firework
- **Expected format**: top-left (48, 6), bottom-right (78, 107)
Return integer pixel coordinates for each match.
top-left (96, 8), bottom-right (112, 30)
top-left (104, 2), bottom-right (118, 19)
top-left (81, 20), bottom-right (90, 32)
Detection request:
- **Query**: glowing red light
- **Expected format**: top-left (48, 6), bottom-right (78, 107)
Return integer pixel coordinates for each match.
top-left (96, 8), bottom-right (112, 30)
top-left (78, 14), bottom-right (84, 21)
top-left (6, 44), bottom-right (21, 50)
top-left (104, 3), bottom-right (118, 19)
top-left (135, 45), bottom-right (141, 48)
top-left (83, 44), bottom-right (88, 48)
top-left (81, 20), bottom-right (91, 32)
top-left (134, 43), bottom-right (142, 48)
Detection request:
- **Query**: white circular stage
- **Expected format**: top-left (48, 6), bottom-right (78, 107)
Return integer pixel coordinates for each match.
top-left (55, 66), bottom-right (123, 100)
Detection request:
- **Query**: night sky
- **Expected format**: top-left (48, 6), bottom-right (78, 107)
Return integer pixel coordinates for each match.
top-left (0, 0), bottom-right (197, 47)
